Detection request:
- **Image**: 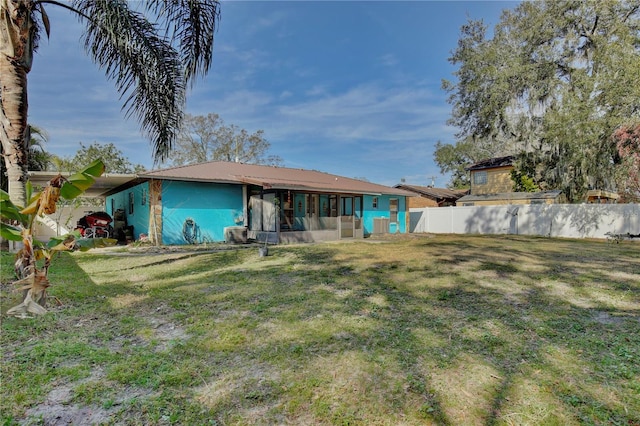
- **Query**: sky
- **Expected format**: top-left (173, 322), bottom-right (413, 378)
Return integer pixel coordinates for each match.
top-left (27, 0), bottom-right (518, 188)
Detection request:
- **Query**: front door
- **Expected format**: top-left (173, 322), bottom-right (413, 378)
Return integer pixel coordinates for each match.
top-left (307, 194), bottom-right (319, 230)
top-left (340, 196), bottom-right (354, 238)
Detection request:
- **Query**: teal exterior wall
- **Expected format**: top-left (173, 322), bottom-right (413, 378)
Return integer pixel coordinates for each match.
top-left (105, 181), bottom-right (149, 240)
top-left (161, 181), bottom-right (244, 244)
top-left (362, 194), bottom-right (407, 235)
top-left (106, 179), bottom-right (407, 244)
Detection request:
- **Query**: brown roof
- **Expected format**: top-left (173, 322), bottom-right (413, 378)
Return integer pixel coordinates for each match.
top-left (394, 184), bottom-right (467, 201)
top-left (139, 162), bottom-right (413, 196)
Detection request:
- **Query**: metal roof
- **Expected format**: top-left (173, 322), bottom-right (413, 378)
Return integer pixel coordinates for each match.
top-left (27, 171), bottom-right (138, 198)
top-left (456, 190), bottom-right (562, 203)
top-left (395, 184), bottom-right (468, 200)
top-left (466, 155), bottom-right (515, 171)
top-left (139, 162), bottom-right (414, 196)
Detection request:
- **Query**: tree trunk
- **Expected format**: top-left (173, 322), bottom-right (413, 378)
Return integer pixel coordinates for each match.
top-left (0, 0), bottom-right (34, 208)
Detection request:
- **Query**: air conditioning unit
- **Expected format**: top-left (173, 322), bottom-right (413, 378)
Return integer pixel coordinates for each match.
top-left (373, 217), bottom-right (390, 234)
top-left (224, 226), bottom-right (247, 244)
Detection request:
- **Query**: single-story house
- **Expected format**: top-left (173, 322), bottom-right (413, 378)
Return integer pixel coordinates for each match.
top-left (394, 184), bottom-right (467, 207)
top-left (105, 161), bottom-right (414, 245)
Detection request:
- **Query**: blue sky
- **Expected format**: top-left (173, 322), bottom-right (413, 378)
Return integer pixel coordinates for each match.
top-left (28, 1), bottom-right (517, 187)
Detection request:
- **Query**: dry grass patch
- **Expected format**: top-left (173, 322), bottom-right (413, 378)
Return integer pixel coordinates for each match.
top-left (428, 353), bottom-right (503, 425)
top-left (2, 234), bottom-right (638, 425)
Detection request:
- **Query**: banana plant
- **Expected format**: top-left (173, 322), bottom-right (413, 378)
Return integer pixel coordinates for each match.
top-left (0, 159), bottom-right (116, 318)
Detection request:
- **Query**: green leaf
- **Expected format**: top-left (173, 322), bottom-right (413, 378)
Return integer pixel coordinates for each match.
top-left (81, 159), bottom-right (106, 177)
top-left (46, 231), bottom-right (83, 250)
top-left (59, 182), bottom-right (83, 200)
top-left (46, 231), bottom-right (82, 248)
top-left (25, 180), bottom-right (33, 204)
top-left (66, 172), bottom-right (96, 191)
top-left (0, 222), bottom-right (23, 241)
top-left (0, 189), bottom-right (10, 201)
top-left (1, 199), bottom-right (28, 224)
top-left (75, 237), bottom-right (117, 251)
top-left (59, 160), bottom-right (107, 200)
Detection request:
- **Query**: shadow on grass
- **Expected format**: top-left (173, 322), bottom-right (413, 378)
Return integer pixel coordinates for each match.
top-left (142, 240), bottom-right (639, 423)
top-left (2, 236), bottom-right (639, 425)
top-left (146, 239), bottom-right (637, 424)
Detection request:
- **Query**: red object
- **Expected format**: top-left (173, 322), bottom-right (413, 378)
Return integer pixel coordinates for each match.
top-left (75, 212), bottom-right (113, 238)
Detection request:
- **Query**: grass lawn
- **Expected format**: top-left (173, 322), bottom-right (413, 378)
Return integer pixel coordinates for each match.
top-left (1, 234), bottom-right (639, 425)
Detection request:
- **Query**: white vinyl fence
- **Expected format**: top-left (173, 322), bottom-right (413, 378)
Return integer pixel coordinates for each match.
top-left (410, 204), bottom-right (640, 239)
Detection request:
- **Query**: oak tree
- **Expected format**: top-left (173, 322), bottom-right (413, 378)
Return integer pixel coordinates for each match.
top-left (440, 0), bottom-right (640, 202)
top-left (165, 113), bottom-right (283, 167)
top-left (53, 142), bottom-right (145, 174)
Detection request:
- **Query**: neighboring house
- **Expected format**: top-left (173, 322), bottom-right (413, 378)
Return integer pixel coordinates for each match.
top-left (467, 155), bottom-right (516, 196)
top-left (456, 155), bottom-right (564, 206)
top-left (585, 189), bottom-right (619, 204)
top-left (105, 161), bottom-right (413, 245)
top-left (394, 184), bottom-right (467, 208)
top-left (456, 190), bottom-right (563, 206)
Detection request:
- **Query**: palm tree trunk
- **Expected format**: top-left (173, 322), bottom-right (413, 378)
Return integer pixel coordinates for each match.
top-left (1, 0), bottom-right (34, 208)
top-left (0, 57), bottom-right (29, 208)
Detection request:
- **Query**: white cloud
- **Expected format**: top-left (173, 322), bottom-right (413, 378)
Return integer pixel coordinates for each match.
top-left (273, 82), bottom-right (451, 141)
top-left (379, 53), bottom-right (398, 67)
top-left (238, 10), bottom-right (290, 38)
top-left (305, 85), bottom-right (328, 97)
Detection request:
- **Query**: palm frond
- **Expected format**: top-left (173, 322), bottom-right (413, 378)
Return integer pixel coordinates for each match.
top-left (145, 0), bottom-right (220, 83)
top-left (73, 0), bottom-right (186, 163)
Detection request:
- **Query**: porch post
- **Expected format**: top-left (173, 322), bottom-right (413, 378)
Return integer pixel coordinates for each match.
top-left (148, 179), bottom-right (163, 245)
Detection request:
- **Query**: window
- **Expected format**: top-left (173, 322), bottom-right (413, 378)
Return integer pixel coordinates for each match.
top-left (342, 197), bottom-right (353, 215)
top-left (473, 171), bottom-right (487, 185)
top-left (129, 192), bottom-right (134, 214)
top-left (372, 197), bottom-right (378, 209)
top-left (141, 188), bottom-right (147, 205)
top-left (389, 199), bottom-right (398, 223)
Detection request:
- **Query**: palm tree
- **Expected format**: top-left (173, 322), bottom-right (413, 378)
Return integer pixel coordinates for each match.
top-left (1, 125), bottom-right (51, 192)
top-left (26, 125), bottom-right (51, 171)
top-left (0, 0), bottom-right (220, 207)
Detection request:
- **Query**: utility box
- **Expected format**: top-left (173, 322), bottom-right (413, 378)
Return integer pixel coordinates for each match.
top-left (224, 226), bottom-right (248, 244)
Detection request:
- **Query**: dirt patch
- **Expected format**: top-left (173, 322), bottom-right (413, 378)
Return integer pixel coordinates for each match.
top-left (147, 315), bottom-right (189, 352)
top-left (25, 403), bottom-right (113, 426)
top-left (592, 311), bottom-right (627, 325)
top-left (23, 369), bottom-right (112, 426)
top-left (22, 368), bottom-right (157, 425)
top-left (92, 243), bottom-right (252, 257)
